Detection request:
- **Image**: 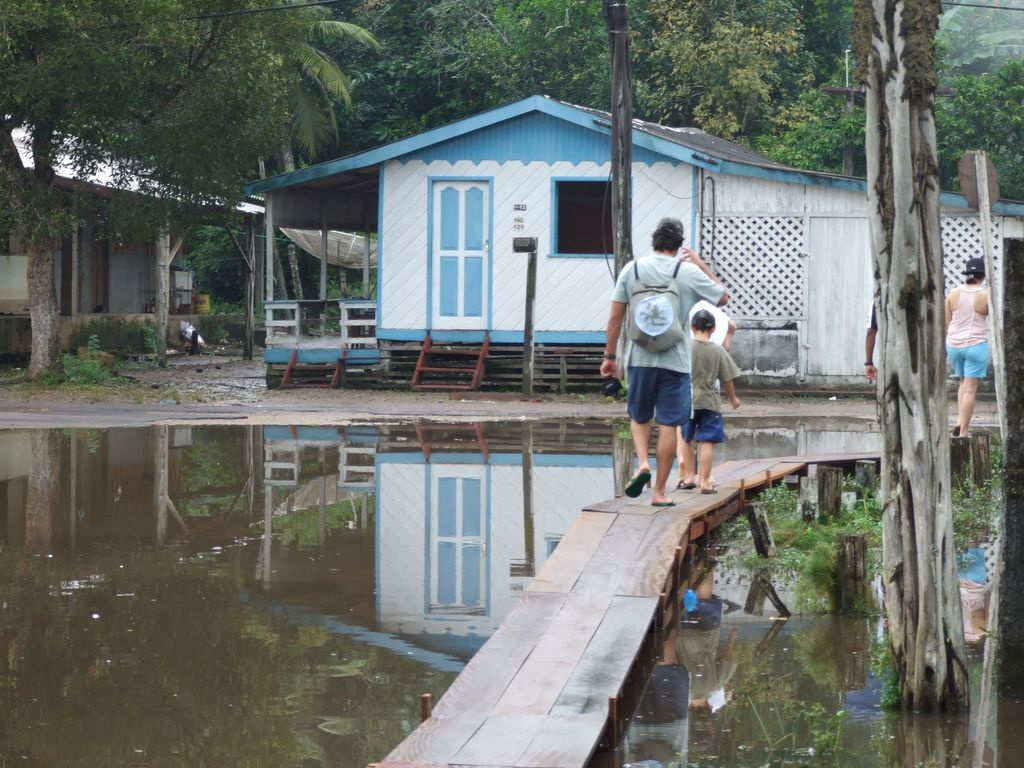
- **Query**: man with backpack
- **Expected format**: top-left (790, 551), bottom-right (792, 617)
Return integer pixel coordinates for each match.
top-left (600, 217), bottom-right (729, 505)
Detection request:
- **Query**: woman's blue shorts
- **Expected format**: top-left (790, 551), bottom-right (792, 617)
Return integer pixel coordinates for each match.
top-left (947, 341), bottom-right (989, 379)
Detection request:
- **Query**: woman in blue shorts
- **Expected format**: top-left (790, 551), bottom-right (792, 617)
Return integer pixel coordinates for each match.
top-left (945, 258), bottom-right (989, 436)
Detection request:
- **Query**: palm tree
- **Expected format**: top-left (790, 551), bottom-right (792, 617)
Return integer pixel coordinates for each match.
top-left (271, 10), bottom-right (380, 300)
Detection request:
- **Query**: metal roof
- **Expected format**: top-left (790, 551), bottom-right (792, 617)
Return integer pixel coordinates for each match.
top-left (242, 95), bottom-right (1024, 216)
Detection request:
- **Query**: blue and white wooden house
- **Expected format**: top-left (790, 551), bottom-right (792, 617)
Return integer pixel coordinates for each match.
top-left (245, 95), bottom-right (1024, 387)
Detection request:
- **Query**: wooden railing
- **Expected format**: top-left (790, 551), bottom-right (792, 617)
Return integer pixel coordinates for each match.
top-left (264, 299), bottom-right (376, 350)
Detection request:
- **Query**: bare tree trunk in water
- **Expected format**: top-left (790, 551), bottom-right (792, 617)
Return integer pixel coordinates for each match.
top-left (886, 711), bottom-right (968, 768)
top-left (25, 429), bottom-right (60, 552)
top-left (853, 0), bottom-right (968, 710)
top-left (27, 244), bottom-right (61, 379)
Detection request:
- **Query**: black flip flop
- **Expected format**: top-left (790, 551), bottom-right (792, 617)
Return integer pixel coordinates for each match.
top-left (676, 480), bottom-right (697, 490)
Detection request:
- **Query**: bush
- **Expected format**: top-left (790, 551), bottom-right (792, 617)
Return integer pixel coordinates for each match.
top-left (61, 335), bottom-right (112, 384)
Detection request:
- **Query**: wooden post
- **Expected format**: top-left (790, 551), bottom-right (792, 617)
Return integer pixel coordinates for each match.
top-left (837, 533), bottom-right (870, 614)
top-left (950, 435), bottom-right (971, 487)
top-left (744, 571), bottom-right (767, 615)
top-left (998, 236), bottom-right (1024, 695)
top-left (746, 502), bottom-right (776, 557)
top-left (244, 216), bottom-right (255, 360)
top-left (420, 693), bottom-right (432, 722)
top-left (155, 232), bottom-right (169, 367)
top-left (855, 459), bottom-right (877, 491)
top-left (264, 194), bottom-right (275, 302)
top-left (755, 571), bottom-right (791, 616)
top-left (973, 151), bottom-right (1007, 441)
top-left (970, 433), bottom-right (992, 487)
top-left (799, 474), bottom-right (817, 522)
top-left (154, 425), bottom-right (168, 546)
top-left (363, 230), bottom-right (371, 300)
top-left (817, 466), bottom-right (843, 521)
top-left (522, 245), bottom-right (537, 396)
top-left (604, 0), bottom-right (633, 274)
top-left (320, 199), bottom-right (329, 338)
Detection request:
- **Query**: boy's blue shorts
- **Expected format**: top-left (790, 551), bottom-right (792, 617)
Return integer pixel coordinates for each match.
top-left (627, 367), bottom-right (691, 426)
top-left (682, 409), bottom-right (726, 444)
top-left (947, 341), bottom-right (989, 379)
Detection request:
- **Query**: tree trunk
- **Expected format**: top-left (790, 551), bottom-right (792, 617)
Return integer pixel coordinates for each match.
top-left (25, 429), bottom-right (60, 553)
top-left (27, 244), bottom-right (62, 378)
top-left (853, 0), bottom-right (968, 710)
top-left (998, 238), bottom-right (1024, 695)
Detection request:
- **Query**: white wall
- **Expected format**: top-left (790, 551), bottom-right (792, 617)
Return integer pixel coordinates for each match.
top-left (380, 159), bottom-right (695, 334)
top-left (0, 254), bottom-right (29, 313)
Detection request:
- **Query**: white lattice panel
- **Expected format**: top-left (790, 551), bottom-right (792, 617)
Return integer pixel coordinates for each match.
top-left (941, 217), bottom-right (1000, 293)
top-left (700, 216), bottom-right (806, 318)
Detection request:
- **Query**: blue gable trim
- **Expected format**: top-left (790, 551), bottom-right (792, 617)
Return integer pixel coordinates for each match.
top-left (403, 111), bottom-right (667, 167)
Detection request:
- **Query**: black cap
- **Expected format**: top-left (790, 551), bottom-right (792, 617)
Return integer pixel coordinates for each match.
top-left (963, 257), bottom-right (985, 276)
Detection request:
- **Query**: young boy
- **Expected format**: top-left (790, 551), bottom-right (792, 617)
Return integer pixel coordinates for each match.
top-left (677, 309), bottom-right (741, 494)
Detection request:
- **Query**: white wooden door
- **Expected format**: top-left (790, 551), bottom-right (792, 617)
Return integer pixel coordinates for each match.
top-left (431, 181), bottom-right (489, 330)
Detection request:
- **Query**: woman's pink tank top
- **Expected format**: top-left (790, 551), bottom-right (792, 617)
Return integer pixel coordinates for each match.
top-left (946, 285), bottom-right (988, 348)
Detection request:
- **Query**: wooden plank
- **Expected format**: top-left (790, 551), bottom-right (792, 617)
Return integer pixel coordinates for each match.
top-left (571, 514), bottom-right (654, 595)
top-left (526, 512), bottom-right (614, 594)
top-left (450, 715), bottom-right (538, 765)
top-left (493, 593), bottom-right (611, 715)
top-left (432, 592), bottom-right (566, 717)
top-left (379, 715), bottom-right (484, 765)
top-left (551, 595), bottom-right (658, 716)
top-left (518, 713), bottom-right (608, 768)
top-left (615, 505), bottom-right (715, 597)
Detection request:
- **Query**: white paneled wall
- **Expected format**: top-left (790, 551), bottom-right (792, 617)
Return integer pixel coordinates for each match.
top-left (380, 159), bottom-right (695, 334)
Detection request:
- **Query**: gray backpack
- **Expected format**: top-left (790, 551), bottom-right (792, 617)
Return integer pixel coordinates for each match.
top-left (626, 261), bottom-right (685, 352)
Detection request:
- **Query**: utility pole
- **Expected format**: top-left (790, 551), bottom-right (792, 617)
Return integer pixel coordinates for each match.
top-left (605, 0), bottom-right (633, 273)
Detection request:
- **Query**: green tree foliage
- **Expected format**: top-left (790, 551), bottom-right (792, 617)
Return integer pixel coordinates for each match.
top-left (633, 0), bottom-right (810, 139)
top-left (756, 88), bottom-right (867, 176)
top-left (936, 59), bottom-right (1024, 201)
top-left (285, 11), bottom-right (380, 161)
top-left (938, 3), bottom-right (1024, 77)
top-left (0, 0), bottom-right (311, 376)
top-left (333, 0), bottom-right (610, 153)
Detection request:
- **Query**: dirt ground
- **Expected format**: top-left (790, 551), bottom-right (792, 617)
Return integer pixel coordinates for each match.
top-left (0, 349), bottom-right (1000, 429)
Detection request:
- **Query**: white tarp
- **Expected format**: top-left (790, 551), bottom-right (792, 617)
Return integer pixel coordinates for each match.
top-left (282, 228), bottom-right (378, 269)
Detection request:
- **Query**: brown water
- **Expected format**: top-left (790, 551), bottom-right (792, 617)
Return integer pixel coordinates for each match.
top-left (0, 420), bottom-right (1010, 767)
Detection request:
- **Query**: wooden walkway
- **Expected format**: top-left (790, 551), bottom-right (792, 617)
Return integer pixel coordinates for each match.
top-left (374, 452), bottom-right (877, 768)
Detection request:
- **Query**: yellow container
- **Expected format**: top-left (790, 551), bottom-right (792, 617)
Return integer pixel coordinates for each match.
top-left (195, 294), bottom-right (211, 314)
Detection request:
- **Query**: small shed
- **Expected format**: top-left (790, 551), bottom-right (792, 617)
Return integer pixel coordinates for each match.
top-left (246, 95), bottom-right (1023, 389)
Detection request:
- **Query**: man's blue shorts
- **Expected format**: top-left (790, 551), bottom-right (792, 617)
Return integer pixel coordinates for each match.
top-left (682, 409), bottom-right (726, 444)
top-left (627, 367), bottom-right (691, 426)
top-left (947, 341), bottom-right (989, 379)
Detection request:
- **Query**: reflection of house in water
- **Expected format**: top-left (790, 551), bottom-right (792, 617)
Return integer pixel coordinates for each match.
top-left (0, 431), bottom-right (30, 544)
top-left (261, 421), bottom-right (623, 655)
top-left (374, 422), bottom-right (618, 655)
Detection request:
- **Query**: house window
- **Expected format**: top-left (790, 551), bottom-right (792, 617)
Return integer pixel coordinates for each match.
top-left (555, 180), bottom-right (613, 256)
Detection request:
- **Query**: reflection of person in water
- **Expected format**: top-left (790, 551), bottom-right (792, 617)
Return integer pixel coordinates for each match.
top-left (677, 573), bottom-right (737, 713)
top-left (622, 624), bottom-right (690, 768)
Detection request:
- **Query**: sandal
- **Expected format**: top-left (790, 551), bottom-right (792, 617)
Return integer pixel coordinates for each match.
top-left (624, 469), bottom-right (652, 498)
top-left (676, 480), bottom-right (697, 490)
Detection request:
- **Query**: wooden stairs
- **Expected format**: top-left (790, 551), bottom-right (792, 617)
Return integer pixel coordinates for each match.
top-left (411, 332), bottom-right (490, 390)
top-left (278, 349), bottom-right (343, 389)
